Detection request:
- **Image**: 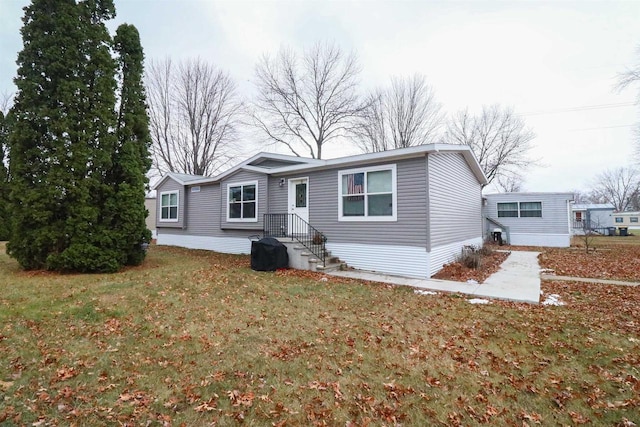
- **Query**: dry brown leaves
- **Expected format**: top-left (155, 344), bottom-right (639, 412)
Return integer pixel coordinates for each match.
top-left (433, 250), bottom-right (510, 283)
top-left (539, 246), bottom-right (640, 281)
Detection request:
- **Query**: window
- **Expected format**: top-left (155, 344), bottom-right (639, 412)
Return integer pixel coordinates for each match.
top-left (520, 202), bottom-right (542, 218)
top-left (631, 217), bottom-right (639, 223)
top-left (497, 202), bottom-right (518, 218)
top-left (227, 181), bottom-right (257, 222)
top-left (160, 191), bottom-right (179, 222)
top-left (338, 165), bottom-right (397, 221)
top-left (615, 217), bottom-right (624, 223)
top-left (497, 201), bottom-right (542, 218)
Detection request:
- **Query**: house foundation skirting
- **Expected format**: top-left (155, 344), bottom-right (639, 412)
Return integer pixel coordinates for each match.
top-left (509, 233), bottom-right (569, 247)
top-left (157, 233), bottom-right (252, 254)
top-left (326, 242), bottom-right (430, 279)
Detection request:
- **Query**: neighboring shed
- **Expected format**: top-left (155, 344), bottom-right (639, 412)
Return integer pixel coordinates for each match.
top-left (153, 144), bottom-right (487, 278)
top-left (483, 192), bottom-right (573, 247)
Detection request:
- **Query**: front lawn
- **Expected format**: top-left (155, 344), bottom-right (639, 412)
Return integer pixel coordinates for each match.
top-left (0, 243), bottom-right (638, 425)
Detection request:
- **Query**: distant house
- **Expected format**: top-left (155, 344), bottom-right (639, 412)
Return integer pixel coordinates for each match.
top-left (612, 211), bottom-right (640, 230)
top-left (153, 144), bottom-right (488, 278)
top-left (145, 196), bottom-right (157, 239)
top-left (483, 192), bottom-right (574, 247)
top-left (570, 203), bottom-right (615, 235)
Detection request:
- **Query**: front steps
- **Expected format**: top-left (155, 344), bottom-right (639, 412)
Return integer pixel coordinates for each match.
top-left (278, 239), bottom-right (346, 272)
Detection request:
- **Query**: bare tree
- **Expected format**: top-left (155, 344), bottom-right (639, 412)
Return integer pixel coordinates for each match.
top-left (494, 174), bottom-right (524, 193)
top-left (146, 58), bottom-right (241, 176)
top-left (444, 105), bottom-right (536, 185)
top-left (616, 46), bottom-right (640, 162)
top-left (353, 74), bottom-right (444, 153)
top-left (591, 166), bottom-right (640, 211)
top-left (252, 42), bottom-right (364, 159)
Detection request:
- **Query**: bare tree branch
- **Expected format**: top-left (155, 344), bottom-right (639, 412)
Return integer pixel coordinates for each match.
top-left (591, 167), bottom-right (640, 212)
top-left (353, 74), bottom-right (444, 153)
top-left (444, 105), bottom-right (536, 185)
top-left (251, 42), bottom-right (365, 159)
top-left (145, 58), bottom-right (242, 176)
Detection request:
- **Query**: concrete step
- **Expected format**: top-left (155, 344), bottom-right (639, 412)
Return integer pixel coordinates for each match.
top-left (316, 262), bottom-right (346, 272)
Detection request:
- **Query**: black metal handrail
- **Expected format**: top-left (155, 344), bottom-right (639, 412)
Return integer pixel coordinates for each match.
top-left (263, 213), bottom-right (326, 265)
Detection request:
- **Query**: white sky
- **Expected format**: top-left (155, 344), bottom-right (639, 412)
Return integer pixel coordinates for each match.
top-left (1, 0), bottom-right (640, 192)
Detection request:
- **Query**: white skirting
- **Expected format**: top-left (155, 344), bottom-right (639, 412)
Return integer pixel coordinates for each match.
top-left (509, 233), bottom-right (570, 247)
top-left (326, 242), bottom-right (430, 279)
top-left (157, 233), bottom-right (252, 254)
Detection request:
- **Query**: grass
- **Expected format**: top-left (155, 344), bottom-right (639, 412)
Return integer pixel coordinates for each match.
top-left (0, 242), bottom-right (639, 425)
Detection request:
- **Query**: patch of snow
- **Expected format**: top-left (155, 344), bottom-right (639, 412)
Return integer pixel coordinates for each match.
top-left (414, 290), bottom-right (438, 296)
top-left (540, 268), bottom-right (555, 274)
top-left (542, 294), bottom-right (565, 306)
top-left (320, 277), bottom-right (328, 282)
top-left (466, 279), bottom-right (478, 285)
top-left (468, 298), bottom-right (490, 304)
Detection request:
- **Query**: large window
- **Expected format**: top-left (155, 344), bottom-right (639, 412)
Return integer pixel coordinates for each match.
top-left (497, 201), bottom-right (542, 218)
top-left (227, 181), bottom-right (257, 222)
top-left (160, 191), bottom-right (179, 222)
top-left (338, 165), bottom-right (397, 221)
top-left (631, 217), bottom-right (639, 223)
top-left (615, 217), bottom-right (624, 223)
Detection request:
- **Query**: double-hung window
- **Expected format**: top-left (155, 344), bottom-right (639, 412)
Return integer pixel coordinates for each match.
top-left (227, 181), bottom-right (257, 222)
top-left (631, 217), bottom-right (639, 223)
top-left (338, 165), bottom-right (397, 221)
top-left (615, 217), bottom-right (624, 223)
top-left (160, 191), bottom-right (179, 222)
top-left (497, 201), bottom-right (542, 218)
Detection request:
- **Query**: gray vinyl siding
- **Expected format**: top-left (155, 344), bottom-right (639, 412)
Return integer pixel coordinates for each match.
top-left (156, 178), bottom-right (184, 229)
top-left (588, 209), bottom-right (614, 228)
top-left (185, 184), bottom-right (220, 236)
top-left (428, 153), bottom-right (483, 248)
top-left (271, 157), bottom-right (429, 247)
top-left (483, 193), bottom-right (572, 234)
top-left (220, 170), bottom-right (268, 230)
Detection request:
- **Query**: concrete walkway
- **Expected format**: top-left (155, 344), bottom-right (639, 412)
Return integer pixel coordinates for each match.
top-left (328, 251), bottom-right (541, 304)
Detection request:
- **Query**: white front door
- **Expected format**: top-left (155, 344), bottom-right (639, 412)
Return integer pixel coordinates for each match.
top-left (288, 177), bottom-right (309, 235)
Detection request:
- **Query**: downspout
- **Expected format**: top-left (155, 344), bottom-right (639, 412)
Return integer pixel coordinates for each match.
top-left (182, 185), bottom-right (188, 230)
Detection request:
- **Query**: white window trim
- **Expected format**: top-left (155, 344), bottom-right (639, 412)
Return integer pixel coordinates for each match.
top-left (226, 180), bottom-right (259, 223)
top-left (337, 164), bottom-right (397, 222)
top-left (159, 190), bottom-right (179, 222)
top-left (497, 201), bottom-right (543, 218)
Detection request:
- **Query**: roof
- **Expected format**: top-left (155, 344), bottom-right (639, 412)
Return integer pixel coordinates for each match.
top-left (614, 211), bottom-right (640, 216)
top-left (152, 144), bottom-right (488, 190)
top-left (572, 203), bottom-right (615, 211)
top-left (484, 192), bottom-right (574, 198)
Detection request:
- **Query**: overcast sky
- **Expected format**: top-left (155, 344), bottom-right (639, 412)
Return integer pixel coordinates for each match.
top-left (1, 0), bottom-right (640, 192)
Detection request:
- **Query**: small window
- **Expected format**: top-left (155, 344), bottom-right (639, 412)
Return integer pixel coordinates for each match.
top-left (615, 217), bottom-right (624, 223)
top-left (227, 181), bottom-right (257, 222)
top-left (160, 191), bottom-right (179, 222)
top-left (191, 186), bottom-right (201, 193)
top-left (631, 217), bottom-right (639, 223)
top-left (497, 202), bottom-right (518, 218)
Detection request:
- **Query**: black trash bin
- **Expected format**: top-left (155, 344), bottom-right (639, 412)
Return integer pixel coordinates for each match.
top-left (619, 227), bottom-right (628, 237)
top-left (608, 227), bottom-right (617, 236)
top-left (251, 237), bottom-right (289, 271)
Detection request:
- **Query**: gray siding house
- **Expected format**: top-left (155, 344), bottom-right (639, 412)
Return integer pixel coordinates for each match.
top-left (571, 203), bottom-right (615, 234)
top-left (153, 144), bottom-right (487, 278)
top-left (483, 192), bottom-right (573, 247)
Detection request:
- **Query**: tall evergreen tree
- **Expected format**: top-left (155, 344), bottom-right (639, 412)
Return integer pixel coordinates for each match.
top-left (110, 23), bottom-right (152, 266)
top-left (0, 111), bottom-right (10, 241)
top-left (8, 0), bottom-right (121, 272)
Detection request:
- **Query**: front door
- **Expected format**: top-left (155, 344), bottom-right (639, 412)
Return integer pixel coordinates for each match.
top-left (288, 177), bottom-right (309, 235)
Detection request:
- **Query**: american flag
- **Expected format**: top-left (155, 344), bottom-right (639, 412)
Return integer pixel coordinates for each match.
top-left (346, 173), bottom-right (364, 195)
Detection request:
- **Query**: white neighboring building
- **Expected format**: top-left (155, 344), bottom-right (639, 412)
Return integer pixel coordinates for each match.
top-left (483, 192), bottom-right (573, 247)
top-left (612, 211), bottom-right (640, 231)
